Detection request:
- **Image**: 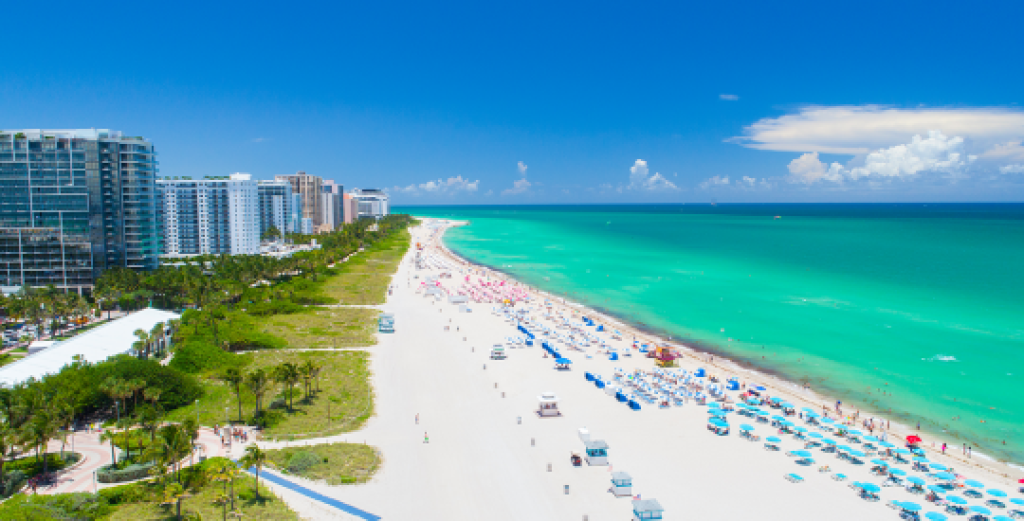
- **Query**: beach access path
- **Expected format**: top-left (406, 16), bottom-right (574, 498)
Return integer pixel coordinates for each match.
top-left (248, 221), bottom-right (928, 521)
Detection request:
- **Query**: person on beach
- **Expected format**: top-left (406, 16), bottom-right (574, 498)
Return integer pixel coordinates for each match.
top-left (942, 442), bottom-right (947, 454)
top-left (424, 432), bottom-right (430, 443)
top-left (416, 414), bottom-right (419, 424)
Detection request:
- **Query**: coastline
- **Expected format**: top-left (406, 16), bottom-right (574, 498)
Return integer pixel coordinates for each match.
top-left (426, 217), bottom-right (1023, 483)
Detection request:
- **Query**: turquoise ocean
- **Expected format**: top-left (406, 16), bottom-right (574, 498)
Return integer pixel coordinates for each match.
top-left (397, 204), bottom-right (1024, 465)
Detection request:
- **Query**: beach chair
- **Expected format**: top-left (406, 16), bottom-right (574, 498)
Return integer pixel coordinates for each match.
top-left (785, 474), bottom-right (804, 483)
top-left (832, 473), bottom-right (847, 482)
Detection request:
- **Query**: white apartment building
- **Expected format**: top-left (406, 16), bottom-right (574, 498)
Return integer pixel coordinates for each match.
top-left (157, 173), bottom-right (260, 255)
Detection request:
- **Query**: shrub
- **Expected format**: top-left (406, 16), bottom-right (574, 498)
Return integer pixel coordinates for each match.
top-left (286, 451), bottom-right (320, 474)
top-left (96, 462), bottom-right (156, 483)
top-left (0, 469), bottom-right (26, 498)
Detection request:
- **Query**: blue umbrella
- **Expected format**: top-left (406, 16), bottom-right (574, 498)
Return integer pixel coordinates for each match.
top-left (994, 517), bottom-right (1015, 521)
top-left (935, 472), bottom-right (956, 481)
top-left (792, 450), bottom-right (812, 458)
top-left (710, 409), bottom-right (728, 417)
top-left (822, 438), bottom-right (837, 445)
top-left (890, 469), bottom-right (907, 476)
top-left (772, 415), bottom-right (786, 421)
top-left (555, 358), bottom-right (572, 364)
top-left (848, 429), bottom-right (863, 436)
top-left (925, 513), bottom-right (948, 521)
top-left (965, 480), bottom-right (985, 489)
top-left (805, 412), bottom-right (820, 418)
top-left (902, 502), bottom-right (922, 512)
top-left (895, 448), bottom-right (911, 454)
top-left (927, 485), bottom-right (947, 493)
top-left (907, 476), bottom-right (926, 485)
top-left (801, 407), bottom-right (816, 413)
top-left (838, 445), bottom-right (853, 452)
top-left (987, 489), bottom-right (1007, 498)
top-left (864, 436), bottom-right (879, 443)
top-left (879, 441), bottom-right (896, 448)
top-left (766, 436), bottom-right (781, 443)
top-left (757, 410), bottom-right (769, 416)
top-left (808, 432), bottom-right (823, 439)
top-left (914, 456), bottom-right (930, 463)
top-left (821, 418), bottom-right (835, 423)
top-left (930, 464), bottom-right (947, 471)
top-left (1011, 498), bottom-right (1024, 506)
top-left (709, 418), bottom-right (728, 427)
top-left (860, 483), bottom-right (881, 493)
top-left (740, 424), bottom-right (754, 431)
top-left (871, 459), bottom-right (888, 466)
top-left (708, 402), bottom-right (721, 408)
top-left (971, 506), bottom-right (992, 515)
top-left (946, 496), bottom-right (968, 505)
top-left (849, 450), bottom-right (866, 458)
top-left (795, 426), bottom-right (808, 433)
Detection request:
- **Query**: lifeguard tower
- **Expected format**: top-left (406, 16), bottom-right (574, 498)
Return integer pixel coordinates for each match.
top-left (537, 392), bottom-right (561, 417)
top-left (632, 499), bottom-right (664, 520)
top-left (584, 439), bottom-right (609, 466)
top-left (611, 471), bottom-right (632, 497)
top-left (378, 313), bottom-right (395, 333)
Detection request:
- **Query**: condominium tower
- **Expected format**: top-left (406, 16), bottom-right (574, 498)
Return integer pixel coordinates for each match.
top-left (320, 180), bottom-right (343, 231)
top-left (351, 188), bottom-right (390, 219)
top-left (275, 171), bottom-right (323, 227)
top-left (156, 173), bottom-right (260, 255)
top-left (0, 129), bottom-right (160, 291)
top-left (256, 180), bottom-right (295, 236)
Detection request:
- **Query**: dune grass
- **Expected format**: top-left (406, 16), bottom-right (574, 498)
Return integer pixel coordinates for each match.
top-left (106, 474), bottom-right (298, 521)
top-left (321, 228), bottom-right (410, 305)
top-left (266, 442), bottom-right (381, 485)
top-left (166, 350), bottom-right (373, 440)
top-left (260, 307), bottom-right (378, 348)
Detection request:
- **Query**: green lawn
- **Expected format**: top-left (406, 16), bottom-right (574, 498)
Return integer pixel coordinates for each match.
top-left (266, 442), bottom-right (380, 485)
top-left (166, 351), bottom-right (373, 439)
top-left (260, 307), bottom-right (377, 348)
top-left (320, 228), bottom-right (410, 305)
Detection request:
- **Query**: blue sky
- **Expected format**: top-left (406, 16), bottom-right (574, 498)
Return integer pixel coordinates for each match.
top-left (4, 1), bottom-right (1024, 203)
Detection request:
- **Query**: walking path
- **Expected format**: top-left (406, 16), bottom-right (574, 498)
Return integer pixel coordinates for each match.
top-left (245, 467), bottom-right (381, 521)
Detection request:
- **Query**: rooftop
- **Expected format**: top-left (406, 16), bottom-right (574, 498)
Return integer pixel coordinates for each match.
top-left (0, 308), bottom-right (180, 387)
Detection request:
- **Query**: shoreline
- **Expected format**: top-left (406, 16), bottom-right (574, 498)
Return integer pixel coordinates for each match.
top-left (424, 217), bottom-right (1024, 483)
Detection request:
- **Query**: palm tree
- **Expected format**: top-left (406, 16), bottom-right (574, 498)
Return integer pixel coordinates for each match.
top-left (240, 444), bottom-right (267, 499)
top-left (161, 481), bottom-right (189, 520)
top-left (220, 368), bottom-right (245, 423)
top-left (143, 424), bottom-right (192, 483)
top-left (274, 362), bottom-right (301, 411)
top-left (133, 328), bottom-right (150, 358)
top-left (299, 361), bottom-right (315, 401)
top-left (208, 459), bottom-right (240, 513)
top-left (26, 408), bottom-right (60, 474)
top-left (99, 429), bottom-right (120, 466)
top-left (245, 369), bottom-right (272, 422)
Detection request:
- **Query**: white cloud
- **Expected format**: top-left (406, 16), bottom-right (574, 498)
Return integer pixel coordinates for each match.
top-left (787, 152), bottom-right (844, 184)
top-left (785, 131), bottom-right (975, 185)
top-left (502, 178), bottom-right (532, 195)
top-left (485, 189), bottom-right (494, 196)
top-left (731, 106), bottom-right (1024, 155)
top-left (982, 141), bottom-right (1024, 163)
top-left (628, 159), bottom-right (679, 192)
top-left (699, 175), bottom-right (730, 189)
top-left (719, 94), bottom-right (739, 101)
top-left (1000, 164), bottom-right (1024, 174)
top-left (393, 176), bottom-right (479, 196)
top-left (517, 161), bottom-right (528, 176)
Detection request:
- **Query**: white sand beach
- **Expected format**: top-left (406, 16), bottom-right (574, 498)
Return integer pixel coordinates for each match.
top-left (261, 218), bottom-right (1023, 521)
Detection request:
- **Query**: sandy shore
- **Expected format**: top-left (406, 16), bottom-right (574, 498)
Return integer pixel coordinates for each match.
top-left (262, 218), bottom-right (1021, 520)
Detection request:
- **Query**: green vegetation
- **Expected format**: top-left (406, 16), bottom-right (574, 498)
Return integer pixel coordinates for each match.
top-left (320, 227), bottom-right (411, 304)
top-left (0, 456), bottom-right (298, 521)
top-left (166, 350), bottom-right (372, 438)
top-left (266, 442), bottom-right (380, 485)
top-left (261, 307), bottom-right (378, 348)
top-left (0, 286), bottom-right (94, 342)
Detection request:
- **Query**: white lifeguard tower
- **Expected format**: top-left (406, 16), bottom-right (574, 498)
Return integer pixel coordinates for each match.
top-left (584, 439), bottom-right (609, 466)
top-left (632, 499), bottom-right (664, 520)
top-left (537, 392), bottom-right (561, 417)
top-left (611, 471), bottom-right (633, 497)
top-left (578, 427), bottom-right (590, 443)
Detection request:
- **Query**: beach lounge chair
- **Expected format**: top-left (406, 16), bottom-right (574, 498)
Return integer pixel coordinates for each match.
top-left (832, 473), bottom-right (848, 482)
top-left (785, 474), bottom-right (804, 483)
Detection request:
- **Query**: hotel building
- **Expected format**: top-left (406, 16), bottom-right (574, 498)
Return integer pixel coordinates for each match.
top-left (156, 173), bottom-right (260, 255)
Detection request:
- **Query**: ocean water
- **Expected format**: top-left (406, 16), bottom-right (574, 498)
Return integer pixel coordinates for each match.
top-left (398, 204), bottom-right (1024, 464)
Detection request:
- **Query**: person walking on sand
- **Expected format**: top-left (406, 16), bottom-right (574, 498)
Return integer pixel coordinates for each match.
top-left (416, 413), bottom-right (419, 425)
top-left (424, 432), bottom-right (429, 444)
top-left (942, 442), bottom-right (947, 454)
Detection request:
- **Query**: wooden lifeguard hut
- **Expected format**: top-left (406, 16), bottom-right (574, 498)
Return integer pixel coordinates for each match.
top-left (584, 439), bottom-right (609, 466)
top-left (537, 392), bottom-right (561, 417)
top-left (632, 498), bottom-right (664, 520)
top-left (611, 471), bottom-right (632, 497)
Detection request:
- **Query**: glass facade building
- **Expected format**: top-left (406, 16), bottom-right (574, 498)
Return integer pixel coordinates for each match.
top-left (256, 180), bottom-right (294, 235)
top-left (0, 129), bottom-right (159, 290)
top-left (157, 173), bottom-right (260, 256)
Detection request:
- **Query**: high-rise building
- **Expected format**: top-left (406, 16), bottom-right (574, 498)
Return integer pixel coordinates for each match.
top-left (0, 129), bottom-right (159, 291)
top-left (157, 173), bottom-right (260, 256)
top-left (275, 171), bottom-right (323, 227)
top-left (289, 193), bottom-right (303, 234)
top-left (256, 180), bottom-right (293, 237)
top-left (342, 193), bottom-right (359, 224)
top-left (351, 188), bottom-right (390, 220)
top-left (320, 180), bottom-right (343, 231)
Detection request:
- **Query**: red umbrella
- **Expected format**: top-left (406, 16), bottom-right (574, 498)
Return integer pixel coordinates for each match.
top-left (906, 435), bottom-right (922, 444)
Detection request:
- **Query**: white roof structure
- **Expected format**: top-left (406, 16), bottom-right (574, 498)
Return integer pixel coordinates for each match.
top-left (0, 308), bottom-right (180, 387)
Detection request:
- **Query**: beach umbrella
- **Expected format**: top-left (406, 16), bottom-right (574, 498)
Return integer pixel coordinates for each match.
top-left (821, 417), bottom-right (835, 423)
top-left (753, 385), bottom-right (766, 391)
top-left (849, 450), bottom-right (866, 458)
top-left (907, 477), bottom-right (926, 485)
top-left (864, 436), bottom-right (879, 443)
top-left (740, 424), bottom-right (755, 431)
top-left (965, 480), bottom-right (985, 489)
top-left (1011, 498), bottom-right (1024, 506)
top-left (871, 458), bottom-right (888, 466)
top-left (795, 426), bottom-right (808, 433)
top-left (895, 448), bottom-right (911, 454)
top-left (709, 418), bottom-right (728, 427)
top-left (771, 415), bottom-right (785, 421)
top-left (928, 485), bottom-right (947, 493)
top-left (935, 472), bottom-right (956, 481)
top-left (708, 402), bottom-right (721, 409)
top-left (889, 469), bottom-right (907, 476)
top-left (792, 450), bottom-right (812, 458)
top-left (930, 464), bottom-right (947, 471)
top-left (805, 412), bottom-right (820, 418)
top-left (879, 441), bottom-right (895, 448)
top-left (822, 439), bottom-right (837, 445)
top-left (925, 512), bottom-right (948, 521)
top-left (802, 407), bottom-right (816, 413)
top-left (993, 516), bottom-right (1015, 521)
top-left (838, 445), bottom-right (853, 452)
top-left (986, 489), bottom-right (1007, 498)
top-left (848, 429), bottom-right (863, 436)
top-left (766, 436), bottom-right (781, 443)
top-left (970, 506), bottom-right (992, 515)
top-left (860, 483), bottom-right (881, 493)
top-left (902, 502), bottom-right (922, 512)
top-left (709, 409), bottom-right (728, 417)
top-left (946, 496), bottom-right (968, 506)
top-left (914, 456), bottom-right (930, 463)
top-left (808, 432), bottom-right (823, 439)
